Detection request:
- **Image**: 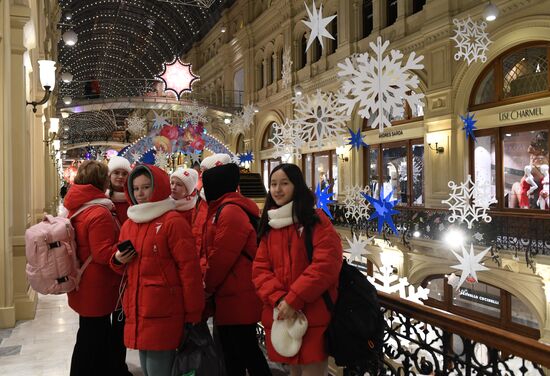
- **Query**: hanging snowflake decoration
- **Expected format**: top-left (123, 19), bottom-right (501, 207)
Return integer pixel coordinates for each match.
top-left (152, 111), bottom-right (169, 129)
top-left (229, 104), bottom-right (256, 136)
top-left (237, 151), bottom-right (254, 166)
top-left (154, 150), bottom-right (169, 169)
top-left (281, 48), bottom-right (293, 89)
top-left (292, 89), bottom-right (349, 148)
top-left (442, 175), bottom-right (497, 229)
top-left (451, 16), bottom-right (492, 66)
top-left (182, 100), bottom-right (208, 127)
top-left (345, 234), bottom-right (373, 263)
top-left (156, 57), bottom-right (199, 99)
top-left (343, 184), bottom-right (370, 222)
top-left (346, 127), bottom-right (368, 151)
top-left (127, 115), bottom-right (147, 137)
top-left (460, 112), bottom-right (477, 141)
top-left (368, 264), bottom-right (430, 304)
top-left (130, 150), bottom-right (142, 163)
top-left (337, 37), bottom-right (424, 132)
top-left (362, 187), bottom-right (399, 235)
top-left (449, 244), bottom-right (491, 290)
top-left (185, 150), bottom-right (202, 166)
top-left (302, 0), bottom-right (336, 52)
top-left (315, 183), bottom-right (335, 219)
top-left (269, 120), bottom-right (303, 161)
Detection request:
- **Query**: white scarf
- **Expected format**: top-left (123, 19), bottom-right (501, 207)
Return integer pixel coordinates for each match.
top-left (106, 189), bottom-right (127, 203)
top-left (268, 201), bottom-right (297, 229)
top-left (171, 194), bottom-right (197, 212)
top-left (199, 188), bottom-right (206, 202)
top-left (127, 198), bottom-right (176, 223)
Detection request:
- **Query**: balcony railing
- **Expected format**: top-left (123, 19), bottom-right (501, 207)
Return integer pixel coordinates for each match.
top-left (329, 203), bottom-right (550, 272)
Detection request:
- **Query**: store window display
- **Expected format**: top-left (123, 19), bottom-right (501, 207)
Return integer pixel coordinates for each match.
top-left (302, 151), bottom-right (338, 196)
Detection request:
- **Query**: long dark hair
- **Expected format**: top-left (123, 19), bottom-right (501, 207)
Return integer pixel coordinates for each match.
top-left (257, 163), bottom-right (319, 240)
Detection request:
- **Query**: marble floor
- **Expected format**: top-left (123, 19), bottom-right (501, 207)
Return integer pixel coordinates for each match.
top-left (0, 294), bottom-right (143, 376)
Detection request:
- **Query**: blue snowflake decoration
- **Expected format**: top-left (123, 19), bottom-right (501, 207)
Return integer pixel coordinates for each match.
top-left (347, 127), bottom-right (368, 150)
top-left (460, 112), bottom-right (477, 142)
top-left (361, 187), bottom-right (399, 235)
top-left (238, 151), bottom-right (254, 165)
top-left (315, 183), bottom-right (335, 219)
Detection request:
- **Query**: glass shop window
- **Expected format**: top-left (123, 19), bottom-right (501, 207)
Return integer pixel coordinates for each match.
top-left (473, 134), bottom-right (497, 204)
top-left (511, 295), bottom-right (539, 329)
top-left (452, 283), bottom-right (501, 318)
top-left (302, 151), bottom-right (338, 196)
top-left (262, 159), bottom-right (281, 190)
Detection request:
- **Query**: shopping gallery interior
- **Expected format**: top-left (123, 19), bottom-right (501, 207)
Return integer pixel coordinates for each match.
top-left (1, 0), bottom-right (550, 374)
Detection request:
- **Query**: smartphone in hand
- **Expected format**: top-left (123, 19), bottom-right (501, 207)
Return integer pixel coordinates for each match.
top-left (117, 240), bottom-right (137, 255)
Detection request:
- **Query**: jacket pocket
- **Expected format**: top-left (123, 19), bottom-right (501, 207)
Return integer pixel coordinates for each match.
top-left (139, 283), bottom-right (172, 318)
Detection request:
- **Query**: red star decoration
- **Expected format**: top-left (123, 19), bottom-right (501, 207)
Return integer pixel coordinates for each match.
top-left (156, 58), bottom-right (199, 100)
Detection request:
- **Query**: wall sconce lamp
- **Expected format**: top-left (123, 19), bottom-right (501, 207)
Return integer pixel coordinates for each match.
top-left (27, 60), bottom-right (56, 113)
top-left (294, 85), bottom-right (303, 97)
top-left (44, 117), bottom-right (59, 145)
top-left (336, 146), bottom-right (349, 162)
top-left (428, 142), bottom-right (444, 154)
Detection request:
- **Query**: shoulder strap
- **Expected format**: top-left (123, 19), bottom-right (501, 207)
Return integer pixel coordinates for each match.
top-left (304, 224), bottom-right (335, 312)
top-left (214, 202), bottom-right (258, 261)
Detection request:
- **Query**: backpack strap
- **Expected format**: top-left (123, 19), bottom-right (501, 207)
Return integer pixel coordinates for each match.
top-left (304, 225), bottom-right (335, 312)
top-left (214, 202), bottom-right (258, 261)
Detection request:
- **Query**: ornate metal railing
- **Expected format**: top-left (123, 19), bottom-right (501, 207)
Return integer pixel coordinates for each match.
top-left (330, 203), bottom-right (550, 272)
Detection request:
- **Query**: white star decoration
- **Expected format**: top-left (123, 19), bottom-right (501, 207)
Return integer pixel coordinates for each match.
top-left (344, 234), bottom-right (372, 263)
top-left (343, 185), bottom-right (370, 222)
top-left (152, 111), bottom-right (169, 129)
top-left (441, 175), bottom-right (497, 229)
top-left (130, 151), bottom-right (142, 163)
top-left (302, 0), bottom-right (336, 52)
top-left (449, 244), bottom-right (491, 290)
top-left (156, 58), bottom-right (199, 100)
top-left (451, 16), bottom-right (492, 65)
top-left (292, 89), bottom-right (349, 148)
top-left (337, 37), bottom-right (424, 132)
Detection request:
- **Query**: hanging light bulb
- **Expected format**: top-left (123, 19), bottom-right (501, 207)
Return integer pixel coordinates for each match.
top-left (63, 96), bottom-right (72, 105)
top-left (62, 29), bottom-right (78, 46)
top-left (483, 2), bottom-right (499, 22)
top-left (61, 72), bottom-right (73, 83)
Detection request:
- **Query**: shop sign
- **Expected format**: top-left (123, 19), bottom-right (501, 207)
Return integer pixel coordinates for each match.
top-left (499, 107), bottom-right (542, 121)
top-left (378, 129), bottom-right (404, 139)
top-left (458, 288), bottom-right (499, 308)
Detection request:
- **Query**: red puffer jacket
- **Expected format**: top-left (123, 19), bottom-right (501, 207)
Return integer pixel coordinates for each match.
top-left (202, 192), bottom-right (262, 325)
top-left (112, 165), bottom-right (204, 351)
top-left (113, 200), bottom-right (130, 224)
top-left (252, 210), bottom-right (343, 364)
top-left (192, 198), bottom-right (208, 255)
top-left (64, 184), bottom-right (120, 317)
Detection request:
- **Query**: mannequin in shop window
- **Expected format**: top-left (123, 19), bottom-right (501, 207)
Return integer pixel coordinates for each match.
top-left (519, 165), bottom-right (538, 209)
top-left (538, 164), bottom-right (549, 210)
top-left (508, 131), bottom-right (549, 209)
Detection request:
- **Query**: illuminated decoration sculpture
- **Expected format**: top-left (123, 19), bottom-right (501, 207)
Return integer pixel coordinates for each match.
top-left (156, 57), bottom-right (199, 100)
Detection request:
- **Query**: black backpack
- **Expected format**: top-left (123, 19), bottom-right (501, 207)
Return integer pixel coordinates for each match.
top-left (304, 226), bottom-right (384, 372)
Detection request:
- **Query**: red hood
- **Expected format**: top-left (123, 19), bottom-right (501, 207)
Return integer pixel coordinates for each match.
top-left (64, 184), bottom-right (109, 215)
top-left (126, 164), bottom-right (171, 205)
top-left (207, 192), bottom-right (260, 218)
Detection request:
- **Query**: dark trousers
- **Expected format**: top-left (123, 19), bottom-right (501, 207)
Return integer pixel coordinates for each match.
top-left (70, 313), bottom-right (132, 376)
top-left (216, 324), bottom-right (271, 376)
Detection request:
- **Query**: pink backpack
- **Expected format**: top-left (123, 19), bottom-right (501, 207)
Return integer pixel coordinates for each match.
top-left (25, 204), bottom-right (106, 295)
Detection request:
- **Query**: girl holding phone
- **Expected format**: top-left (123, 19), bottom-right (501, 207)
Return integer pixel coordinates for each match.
top-left (111, 164), bottom-right (204, 376)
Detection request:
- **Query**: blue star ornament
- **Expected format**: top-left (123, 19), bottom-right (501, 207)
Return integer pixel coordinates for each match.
top-left (315, 183), bottom-right (335, 219)
top-left (238, 151), bottom-right (254, 165)
top-left (361, 187), bottom-right (400, 235)
top-left (347, 127), bottom-right (368, 151)
top-left (460, 112), bottom-right (477, 142)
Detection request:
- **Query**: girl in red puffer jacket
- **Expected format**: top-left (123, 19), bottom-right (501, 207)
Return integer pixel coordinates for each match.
top-left (63, 160), bottom-right (127, 376)
top-left (111, 164), bottom-right (204, 376)
top-left (252, 163), bottom-right (343, 376)
top-left (170, 167), bottom-right (199, 226)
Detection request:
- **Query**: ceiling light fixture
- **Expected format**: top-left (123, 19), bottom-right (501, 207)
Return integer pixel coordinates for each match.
top-left (62, 29), bottom-right (78, 46)
top-left (220, 26), bottom-right (227, 33)
top-left (483, 2), bottom-right (499, 22)
top-left (61, 72), bottom-right (73, 83)
top-left (63, 96), bottom-right (72, 105)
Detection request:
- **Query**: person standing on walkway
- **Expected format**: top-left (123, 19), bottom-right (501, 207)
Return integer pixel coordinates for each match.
top-left (170, 167), bottom-right (199, 226)
top-left (201, 162), bottom-right (272, 376)
top-left (111, 164), bottom-right (204, 376)
top-left (107, 156), bottom-right (132, 225)
top-left (252, 163), bottom-right (343, 376)
top-left (64, 160), bottom-right (125, 376)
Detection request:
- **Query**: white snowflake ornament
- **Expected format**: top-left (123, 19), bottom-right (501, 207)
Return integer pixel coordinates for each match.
top-left (451, 16), bottom-right (492, 65)
top-left (344, 234), bottom-right (373, 263)
top-left (127, 115), bottom-right (147, 137)
top-left (130, 151), bottom-right (142, 163)
top-left (343, 185), bottom-right (370, 222)
top-left (337, 37), bottom-right (424, 132)
top-left (155, 150), bottom-right (169, 169)
top-left (230, 104), bottom-right (256, 135)
top-left (269, 120), bottom-right (303, 161)
top-left (281, 49), bottom-right (293, 89)
top-left (292, 89), bottom-right (349, 148)
top-left (302, 0), bottom-right (336, 52)
top-left (449, 244), bottom-right (491, 290)
top-left (182, 100), bottom-right (208, 127)
top-left (152, 111), bottom-right (169, 129)
top-left (368, 265), bottom-right (429, 304)
top-left (442, 175), bottom-right (497, 229)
